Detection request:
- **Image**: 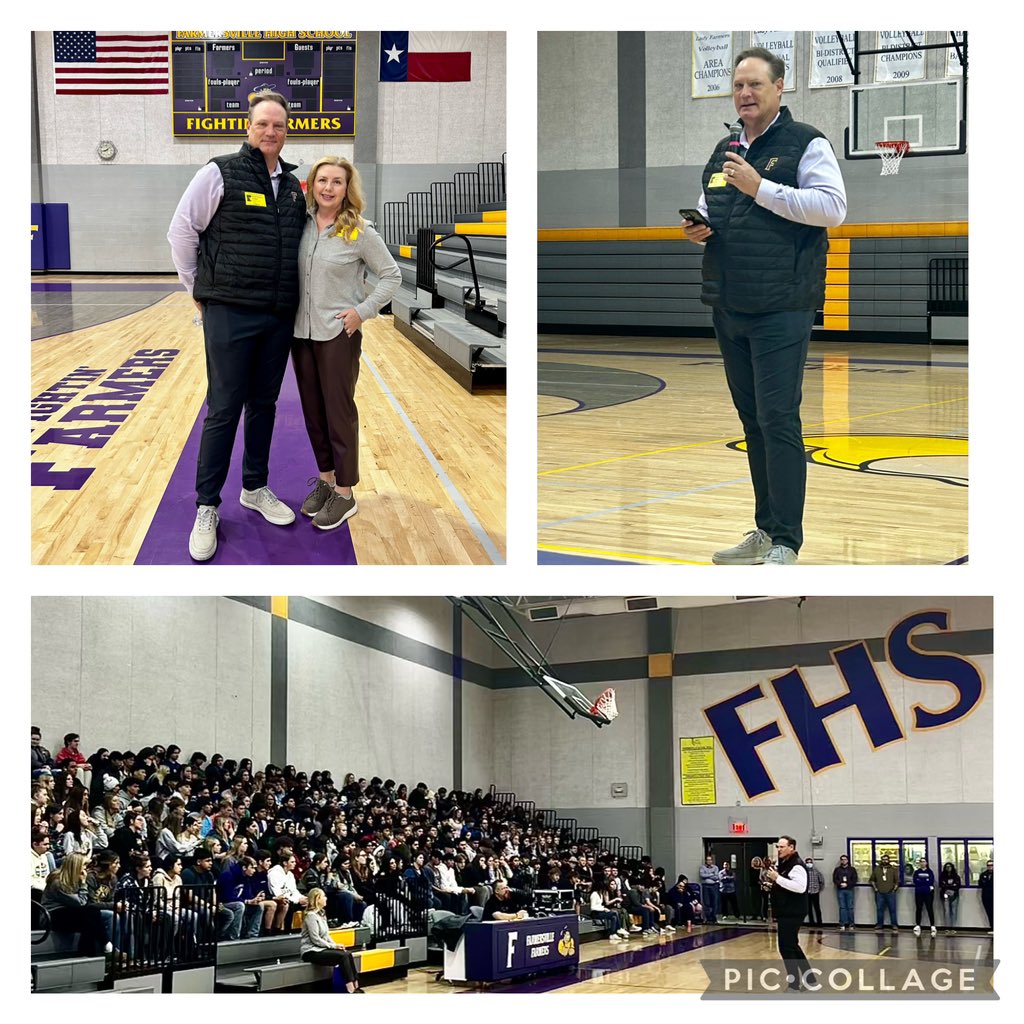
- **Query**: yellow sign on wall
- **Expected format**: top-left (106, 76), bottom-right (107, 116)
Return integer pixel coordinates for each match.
top-left (680, 736), bottom-right (716, 805)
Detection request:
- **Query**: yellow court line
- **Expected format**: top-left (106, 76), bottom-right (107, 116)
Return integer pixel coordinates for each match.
top-left (538, 543), bottom-right (708, 565)
top-left (540, 397), bottom-right (968, 477)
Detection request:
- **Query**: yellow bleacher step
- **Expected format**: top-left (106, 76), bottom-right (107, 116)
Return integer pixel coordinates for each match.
top-left (454, 222), bottom-right (507, 237)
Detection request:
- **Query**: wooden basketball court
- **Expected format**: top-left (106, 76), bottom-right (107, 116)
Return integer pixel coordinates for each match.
top-left (538, 336), bottom-right (967, 565)
top-left (31, 277), bottom-right (505, 565)
top-left (370, 924), bottom-right (994, 994)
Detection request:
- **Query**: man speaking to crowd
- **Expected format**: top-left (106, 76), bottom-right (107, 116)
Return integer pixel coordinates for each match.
top-left (763, 835), bottom-right (812, 992)
top-left (683, 48), bottom-right (847, 566)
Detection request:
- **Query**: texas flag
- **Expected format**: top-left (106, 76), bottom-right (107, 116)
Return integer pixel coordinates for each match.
top-left (380, 31), bottom-right (472, 82)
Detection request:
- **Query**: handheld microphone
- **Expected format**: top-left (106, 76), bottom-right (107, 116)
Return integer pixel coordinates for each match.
top-left (725, 119), bottom-right (746, 159)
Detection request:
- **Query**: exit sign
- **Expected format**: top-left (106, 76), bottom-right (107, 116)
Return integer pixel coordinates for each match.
top-left (729, 820), bottom-right (749, 834)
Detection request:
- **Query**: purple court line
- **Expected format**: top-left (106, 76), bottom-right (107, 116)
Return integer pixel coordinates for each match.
top-left (484, 926), bottom-right (754, 994)
top-left (134, 364), bottom-right (357, 565)
top-left (32, 281), bottom-right (187, 292)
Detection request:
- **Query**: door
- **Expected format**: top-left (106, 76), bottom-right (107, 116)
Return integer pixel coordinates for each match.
top-left (705, 837), bottom-right (775, 921)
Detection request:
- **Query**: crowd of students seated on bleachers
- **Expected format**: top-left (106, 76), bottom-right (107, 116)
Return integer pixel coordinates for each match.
top-left (30, 728), bottom-right (696, 959)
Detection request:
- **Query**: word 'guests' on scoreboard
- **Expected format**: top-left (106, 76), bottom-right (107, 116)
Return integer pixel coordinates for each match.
top-left (171, 31), bottom-right (357, 138)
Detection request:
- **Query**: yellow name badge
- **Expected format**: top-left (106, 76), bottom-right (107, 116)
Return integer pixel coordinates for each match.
top-left (708, 172), bottom-right (728, 189)
top-left (244, 192), bottom-right (267, 207)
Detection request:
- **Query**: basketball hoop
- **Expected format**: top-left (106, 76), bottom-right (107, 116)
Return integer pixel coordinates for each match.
top-left (592, 687), bottom-right (619, 722)
top-left (875, 140), bottom-right (910, 176)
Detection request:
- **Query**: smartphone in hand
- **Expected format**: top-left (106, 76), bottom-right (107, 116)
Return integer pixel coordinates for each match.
top-left (679, 208), bottom-right (710, 228)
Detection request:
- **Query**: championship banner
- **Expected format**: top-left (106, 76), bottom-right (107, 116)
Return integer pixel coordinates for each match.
top-left (875, 30), bottom-right (925, 83)
top-left (680, 736), bottom-right (716, 805)
top-left (809, 31), bottom-right (856, 89)
top-left (751, 31), bottom-right (795, 91)
top-left (170, 31), bottom-right (357, 138)
top-left (946, 32), bottom-right (966, 77)
top-left (692, 32), bottom-right (733, 99)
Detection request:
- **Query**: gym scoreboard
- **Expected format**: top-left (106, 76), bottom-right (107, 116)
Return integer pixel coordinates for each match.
top-left (170, 31), bottom-right (357, 138)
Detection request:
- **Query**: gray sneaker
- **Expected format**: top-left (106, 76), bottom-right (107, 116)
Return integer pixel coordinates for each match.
top-left (712, 529), bottom-right (772, 565)
top-left (301, 477), bottom-right (334, 517)
top-left (188, 505), bottom-right (219, 561)
top-left (313, 491), bottom-right (358, 531)
top-left (240, 486), bottom-right (295, 526)
top-left (762, 544), bottom-right (798, 565)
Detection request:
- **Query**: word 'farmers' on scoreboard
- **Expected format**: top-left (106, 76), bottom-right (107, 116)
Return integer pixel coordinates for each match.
top-left (171, 31), bottom-right (357, 138)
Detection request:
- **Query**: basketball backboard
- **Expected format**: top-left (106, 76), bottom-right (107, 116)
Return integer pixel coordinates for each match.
top-left (841, 31), bottom-right (967, 161)
top-left (848, 79), bottom-right (964, 158)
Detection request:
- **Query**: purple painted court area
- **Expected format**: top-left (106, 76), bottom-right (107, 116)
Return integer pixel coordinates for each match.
top-left (488, 926), bottom-right (753, 994)
top-left (32, 281), bottom-right (187, 291)
top-left (538, 551), bottom-right (638, 565)
top-left (135, 366), bottom-right (357, 565)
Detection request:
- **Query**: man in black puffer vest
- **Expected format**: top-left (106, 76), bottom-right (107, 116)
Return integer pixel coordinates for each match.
top-left (764, 835), bottom-right (812, 992)
top-left (168, 92), bottom-right (307, 561)
top-left (683, 48), bottom-right (846, 566)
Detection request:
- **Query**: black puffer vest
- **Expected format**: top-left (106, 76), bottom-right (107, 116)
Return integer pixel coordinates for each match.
top-left (770, 852), bottom-right (810, 920)
top-left (700, 107), bottom-right (828, 313)
top-left (193, 143), bottom-right (306, 314)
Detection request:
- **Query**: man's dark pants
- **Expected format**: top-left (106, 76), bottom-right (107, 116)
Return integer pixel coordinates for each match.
top-left (712, 307), bottom-right (815, 553)
top-left (196, 302), bottom-right (293, 508)
top-left (777, 912), bottom-right (812, 990)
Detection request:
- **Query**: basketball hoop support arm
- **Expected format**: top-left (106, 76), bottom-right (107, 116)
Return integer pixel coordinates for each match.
top-left (449, 597), bottom-right (612, 726)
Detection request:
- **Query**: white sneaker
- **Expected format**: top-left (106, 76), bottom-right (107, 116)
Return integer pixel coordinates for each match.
top-left (630, 925), bottom-right (641, 933)
top-left (913, 925), bottom-right (921, 936)
top-left (609, 934), bottom-right (621, 943)
top-left (712, 528), bottom-right (772, 565)
top-left (189, 505), bottom-right (219, 561)
top-left (762, 544), bottom-right (798, 564)
top-left (240, 485), bottom-right (295, 525)
top-left (617, 928), bottom-right (630, 938)
top-left (932, 926), bottom-right (938, 936)
top-left (665, 925), bottom-right (676, 933)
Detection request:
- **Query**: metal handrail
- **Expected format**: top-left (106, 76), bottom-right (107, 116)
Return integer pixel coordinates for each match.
top-left (428, 233), bottom-right (483, 313)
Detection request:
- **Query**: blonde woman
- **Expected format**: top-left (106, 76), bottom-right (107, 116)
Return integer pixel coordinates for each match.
top-left (41, 852), bottom-right (111, 954)
top-left (300, 887), bottom-right (364, 993)
top-left (292, 156), bottom-right (402, 531)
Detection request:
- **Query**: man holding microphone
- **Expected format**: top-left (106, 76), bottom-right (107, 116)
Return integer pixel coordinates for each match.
top-left (683, 48), bottom-right (846, 565)
top-left (763, 835), bottom-right (812, 993)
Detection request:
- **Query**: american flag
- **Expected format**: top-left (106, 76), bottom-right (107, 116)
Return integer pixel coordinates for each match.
top-left (53, 32), bottom-right (169, 95)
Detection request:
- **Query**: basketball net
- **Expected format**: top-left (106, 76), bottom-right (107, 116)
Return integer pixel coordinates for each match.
top-left (876, 140), bottom-right (909, 177)
top-left (592, 687), bottom-right (619, 722)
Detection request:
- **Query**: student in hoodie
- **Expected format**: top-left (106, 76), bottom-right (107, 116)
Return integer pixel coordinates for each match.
top-left (939, 862), bottom-right (962, 932)
top-left (183, 848), bottom-right (244, 940)
top-left (218, 854), bottom-right (274, 938)
top-left (85, 849), bottom-right (123, 950)
top-left (912, 856), bottom-right (937, 936)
